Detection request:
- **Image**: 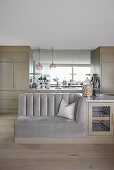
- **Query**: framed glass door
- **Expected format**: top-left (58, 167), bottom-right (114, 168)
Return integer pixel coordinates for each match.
top-left (89, 103), bottom-right (113, 136)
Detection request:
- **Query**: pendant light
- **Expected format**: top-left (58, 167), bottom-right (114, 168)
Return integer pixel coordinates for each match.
top-left (36, 48), bottom-right (42, 70)
top-left (50, 48), bottom-right (56, 69)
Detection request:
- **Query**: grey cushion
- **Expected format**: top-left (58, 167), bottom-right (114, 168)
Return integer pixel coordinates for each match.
top-left (57, 99), bottom-right (75, 119)
top-left (14, 116), bottom-right (85, 138)
top-left (76, 97), bottom-right (85, 123)
top-left (18, 94), bottom-right (26, 116)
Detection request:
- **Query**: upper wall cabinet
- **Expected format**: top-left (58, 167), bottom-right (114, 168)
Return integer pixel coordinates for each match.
top-left (91, 47), bottom-right (114, 93)
top-left (0, 53), bottom-right (13, 62)
top-left (0, 46), bottom-right (30, 63)
top-left (0, 46), bottom-right (29, 53)
top-left (0, 53), bottom-right (29, 63)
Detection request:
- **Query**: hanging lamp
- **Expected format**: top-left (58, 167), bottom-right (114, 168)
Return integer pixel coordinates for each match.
top-left (50, 48), bottom-right (56, 69)
top-left (36, 48), bottom-right (42, 70)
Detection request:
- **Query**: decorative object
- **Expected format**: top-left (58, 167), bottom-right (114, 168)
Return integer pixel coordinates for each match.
top-left (45, 83), bottom-right (50, 89)
top-left (50, 48), bottom-right (56, 69)
top-left (82, 83), bottom-right (93, 96)
top-left (36, 48), bottom-right (42, 70)
top-left (84, 74), bottom-right (91, 83)
top-left (62, 77), bottom-right (67, 86)
top-left (57, 99), bottom-right (75, 119)
top-left (92, 74), bottom-right (98, 88)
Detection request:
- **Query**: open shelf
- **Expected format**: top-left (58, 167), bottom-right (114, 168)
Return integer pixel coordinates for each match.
top-left (92, 117), bottom-right (110, 121)
top-left (89, 103), bottom-right (113, 135)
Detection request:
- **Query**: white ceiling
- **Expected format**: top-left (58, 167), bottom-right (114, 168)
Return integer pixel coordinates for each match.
top-left (0, 0), bottom-right (114, 49)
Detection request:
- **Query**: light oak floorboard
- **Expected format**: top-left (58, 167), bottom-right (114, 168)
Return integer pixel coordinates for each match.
top-left (0, 144), bottom-right (114, 170)
top-left (0, 113), bottom-right (17, 143)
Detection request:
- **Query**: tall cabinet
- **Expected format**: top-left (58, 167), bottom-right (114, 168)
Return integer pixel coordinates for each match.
top-left (91, 46), bottom-right (114, 93)
top-left (0, 63), bottom-right (13, 90)
top-left (0, 46), bottom-right (30, 113)
top-left (13, 63), bottom-right (29, 90)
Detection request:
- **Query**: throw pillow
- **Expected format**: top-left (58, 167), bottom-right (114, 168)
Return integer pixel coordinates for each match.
top-left (57, 99), bottom-right (75, 119)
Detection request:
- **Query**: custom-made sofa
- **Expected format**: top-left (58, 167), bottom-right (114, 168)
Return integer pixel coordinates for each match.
top-left (14, 93), bottom-right (85, 143)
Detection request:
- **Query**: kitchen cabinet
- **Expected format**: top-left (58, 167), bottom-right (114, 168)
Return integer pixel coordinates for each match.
top-left (89, 102), bottom-right (113, 136)
top-left (0, 63), bottom-right (13, 90)
top-left (14, 63), bottom-right (29, 90)
top-left (0, 63), bottom-right (29, 91)
top-left (102, 53), bottom-right (114, 92)
top-left (0, 46), bottom-right (30, 113)
top-left (91, 46), bottom-right (114, 93)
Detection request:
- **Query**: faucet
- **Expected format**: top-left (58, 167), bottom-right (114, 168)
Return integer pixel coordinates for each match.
top-left (53, 77), bottom-right (61, 89)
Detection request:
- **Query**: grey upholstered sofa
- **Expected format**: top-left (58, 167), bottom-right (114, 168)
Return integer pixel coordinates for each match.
top-left (14, 93), bottom-right (85, 140)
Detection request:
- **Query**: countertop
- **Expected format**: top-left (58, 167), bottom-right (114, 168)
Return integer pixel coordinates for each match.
top-left (86, 94), bottom-right (114, 102)
top-left (29, 87), bottom-right (82, 93)
top-left (29, 87), bottom-right (114, 102)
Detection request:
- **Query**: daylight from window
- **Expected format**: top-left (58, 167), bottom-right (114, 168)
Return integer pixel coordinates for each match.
top-left (35, 65), bottom-right (91, 85)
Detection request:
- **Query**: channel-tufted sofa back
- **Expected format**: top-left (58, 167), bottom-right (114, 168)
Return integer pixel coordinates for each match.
top-left (18, 93), bottom-right (85, 122)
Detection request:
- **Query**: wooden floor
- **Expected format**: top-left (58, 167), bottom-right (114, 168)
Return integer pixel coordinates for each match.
top-left (0, 113), bottom-right (17, 143)
top-left (0, 144), bottom-right (114, 170)
top-left (0, 113), bottom-right (114, 170)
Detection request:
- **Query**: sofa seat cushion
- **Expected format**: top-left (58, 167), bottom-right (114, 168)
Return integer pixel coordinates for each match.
top-left (14, 116), bottom-right (85, 138)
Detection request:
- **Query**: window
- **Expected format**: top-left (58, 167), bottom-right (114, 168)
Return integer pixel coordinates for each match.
top-left (34, 64), bottom-right (91, 85)
top-left (50, 67), bottom-right (72, 84)
top-left (73, 66), bottom-right (91, 83)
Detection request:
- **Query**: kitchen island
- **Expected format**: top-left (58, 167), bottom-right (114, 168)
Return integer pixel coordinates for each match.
top-left (86, 94), bottom-right (114, 141)
top-left (86, 94), bottom-right (114, 102)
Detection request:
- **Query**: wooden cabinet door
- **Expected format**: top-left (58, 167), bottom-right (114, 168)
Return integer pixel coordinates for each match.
top-left (101, 53), bottom-right (114, 92)
top-left (89, 102), bottom-right (113, 136)
top-left (0, 53), bottom-right (13, 62)
top-left (0, 63), bottom-right (13, 90)
top-left (14, 63), bottom-right (29, 90)
top-left (12, 53), bottom-right (29, 63)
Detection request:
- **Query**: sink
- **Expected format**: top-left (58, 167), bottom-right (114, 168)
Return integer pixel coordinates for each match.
top-left (55, 87), bottom-right (62, 89)
top-left (95, 94), bottom-right (106, 97)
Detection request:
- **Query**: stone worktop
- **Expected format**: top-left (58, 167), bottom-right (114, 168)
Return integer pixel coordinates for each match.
top-left (86, 94), bottom-right (114, 102)
top-left (29, 87), bottom-right (82, 93)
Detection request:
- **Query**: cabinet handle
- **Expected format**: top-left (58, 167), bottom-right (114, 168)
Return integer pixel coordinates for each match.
top-left (13, 81), bottom-right (14, 89)
top-left (112, 114), bottom-right (113, 126)
top-left (14, 81), bottom-right (16, 89)
top-left (12, 81), bottom-right (14, 89)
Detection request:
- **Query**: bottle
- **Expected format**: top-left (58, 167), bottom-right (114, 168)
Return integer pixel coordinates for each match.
top-left (96, 81), bottom-right (99, 89)
top-left (62, 77), bottom-right (67, 86)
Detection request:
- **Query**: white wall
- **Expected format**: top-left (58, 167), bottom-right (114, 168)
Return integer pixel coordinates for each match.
top-left (32, 49), bottom-right (90, 65)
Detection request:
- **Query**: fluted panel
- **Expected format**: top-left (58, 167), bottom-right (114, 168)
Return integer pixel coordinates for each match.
top-left (47, 94), bottom-right (55, 116)
top-left (26, 93), bottom-right (33, 116)
top-left (18, 94), bottom-right (26, 116)
top-left (33, 93), bottom-right (40, 116)
top-left (55, 94), bottom-right (62, 115)
top-left (69, 93), bottom-right (75, 104)
top-left (62, 94), bottom-right (69, 104)
top-left (40, 94), bottom-right (47, 116)
top-left (18, 93), bottom-right (83, 122)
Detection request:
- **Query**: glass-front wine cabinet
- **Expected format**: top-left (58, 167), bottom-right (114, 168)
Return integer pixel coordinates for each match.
top-left (89, 103), bottom-right (113, 136)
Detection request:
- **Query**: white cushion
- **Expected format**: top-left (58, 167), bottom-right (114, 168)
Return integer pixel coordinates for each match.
top-left (57, 99), bottom-right (75, 119)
